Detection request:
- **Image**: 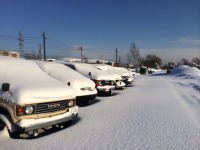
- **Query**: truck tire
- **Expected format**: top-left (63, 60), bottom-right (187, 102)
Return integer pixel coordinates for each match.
top-left (0, 120), bottom-right (5, 131)
top-left (0, 113), bottom-right (20, 139)
top-left (108, 90), bottom-right (112, 96)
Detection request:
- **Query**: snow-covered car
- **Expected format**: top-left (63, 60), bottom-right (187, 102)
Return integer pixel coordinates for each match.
top-left (57, 61), bottom-right (115, 96)
top-left (0, 56), bottom-right (78, 138)
top-left (91, 64), bottom-right (126, 90)
top-left (114, 67), bottom-right (135, 84)
top-left (35, 61), bottom-right (97, 106)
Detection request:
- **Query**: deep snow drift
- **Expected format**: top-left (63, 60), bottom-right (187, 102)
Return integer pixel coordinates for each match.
top-left (0, 65), bottom-right (200, 150)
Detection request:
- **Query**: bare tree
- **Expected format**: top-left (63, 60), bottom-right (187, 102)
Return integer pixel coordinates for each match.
top-left (24, 51), bottom-right (37, 60)
top-left (128, 42), bottom-right (141, 67)
top-left (192, 57), bottom-right (200, 64)
top-left (181, 58), bottom-right (189, 65)
top-left (141, 54), bottom-right (162, 68)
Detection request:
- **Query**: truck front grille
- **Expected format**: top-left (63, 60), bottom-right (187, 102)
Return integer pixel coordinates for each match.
top-left (36, 100), bottom-right (69, 114)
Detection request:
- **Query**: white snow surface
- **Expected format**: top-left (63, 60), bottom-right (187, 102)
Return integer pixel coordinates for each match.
top-left (0, 65), bottom-right (200, 149)
top-left (0, 56), bottom-right (76, 104)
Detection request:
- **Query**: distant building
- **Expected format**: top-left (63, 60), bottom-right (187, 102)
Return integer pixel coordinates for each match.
top-left (61, 58), bottom-right (82, 63)
top-left (88, 59), bottom-right (114, 66)
top-left (0, 50), bottom-right (20, 58)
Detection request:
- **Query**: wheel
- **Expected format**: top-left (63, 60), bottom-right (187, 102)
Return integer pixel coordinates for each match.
top-left (83, 100), bottom-right (90, 106)
top-left (0, 113), bottom-right (20, 139)
top-left (7, 128), bottom-right (20, 139)
top-left (108, 90), bottom-right (112, 96)
top-left (0, 120), bottom-right (5, 130)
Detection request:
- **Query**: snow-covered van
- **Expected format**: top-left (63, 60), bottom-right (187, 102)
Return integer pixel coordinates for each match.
top-left (91, 64), bottom-right (126, 90)
top-left (114, 67), bottom-right (135, 83)
top-left (35, 61), bottom-right (97, 106)
top-left (0, 56), bottom-right (78, 138)
top-left (58, 61), bottom-right (115, 96)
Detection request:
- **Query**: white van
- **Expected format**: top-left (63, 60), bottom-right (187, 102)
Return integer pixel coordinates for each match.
top-left (0, 56), bottom-right (78, 138)
top-left (57, 61), bottom-right (116, 96)
top-left (35, 61), bottom-right (97, 106)
top-left (91, 64), bottom-right (126, 90)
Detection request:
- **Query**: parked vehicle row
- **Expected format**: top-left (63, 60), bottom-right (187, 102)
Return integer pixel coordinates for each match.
top-left (56, 61), bottom-right (116, 96)
top-left (0, 56), bottom-right (136, 138)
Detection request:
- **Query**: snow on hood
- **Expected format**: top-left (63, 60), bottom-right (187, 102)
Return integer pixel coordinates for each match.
top-left (91, 64), bottom-right (122, 80)
top-left (0, 56), bottom-right (76, 104)
top-left (171, 65), bottom-right (200, 79)
top-left (35, 61), bottom-right (96, 89)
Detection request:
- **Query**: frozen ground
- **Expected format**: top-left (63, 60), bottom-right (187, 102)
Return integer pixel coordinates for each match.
top-left (0, 65), bottom-right (200, 150)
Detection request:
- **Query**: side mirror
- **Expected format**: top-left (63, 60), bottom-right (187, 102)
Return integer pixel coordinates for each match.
top-left (2, 83), bottom-right (10, 92)
top-left (67, 82), bottom-right (71, 86)
top-left (88, 72), bottom-right (91, 76)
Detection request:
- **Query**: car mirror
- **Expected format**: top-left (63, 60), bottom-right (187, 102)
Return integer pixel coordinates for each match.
top-left (2, 83), bottom-right (10, 92)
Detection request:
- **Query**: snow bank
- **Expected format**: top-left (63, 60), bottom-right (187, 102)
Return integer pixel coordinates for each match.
top-left (0, 56), bottom-right (76, 104)
top-left (171, 65), bottom-right (200, 79)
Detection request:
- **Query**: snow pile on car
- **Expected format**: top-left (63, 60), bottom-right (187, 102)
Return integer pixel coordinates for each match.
top-left (0, 56), bottom-right (76, 104)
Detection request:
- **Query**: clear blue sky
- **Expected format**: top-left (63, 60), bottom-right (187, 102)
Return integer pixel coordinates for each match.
top-left (0, 0), bottom-right (199, 64)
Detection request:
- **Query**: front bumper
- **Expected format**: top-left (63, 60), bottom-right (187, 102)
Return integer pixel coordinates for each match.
top-left (115, 81), bottom-right (126, 88)
top-left (16, 106), bottom-right (78, 133)
top-left (97, 85), bottom-right (115, 92)
top-left (76, 94), bottom-right (97, 102)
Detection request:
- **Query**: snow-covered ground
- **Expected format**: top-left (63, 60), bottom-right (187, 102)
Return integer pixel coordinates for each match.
top-left (0, 65), bottom-right (200, 150)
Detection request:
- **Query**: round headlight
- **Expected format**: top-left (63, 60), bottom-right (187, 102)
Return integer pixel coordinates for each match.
top-left (25, 105), bottom-right (34, 114)
top-left (68, 100), bottom-right (74, 107)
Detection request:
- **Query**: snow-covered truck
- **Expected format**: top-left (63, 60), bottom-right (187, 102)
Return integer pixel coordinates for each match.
top-left (57, 61), bottom-right (115, 96)
top-left (91, 64), bottom-right (126, 90)
top-left (35, 61), bottom-right (97, 106)
top-left (0, 56), bottom-right (78, 138)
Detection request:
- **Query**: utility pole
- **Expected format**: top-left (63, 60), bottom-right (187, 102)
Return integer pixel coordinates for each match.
top-left (118, 56), bottom-right (121, 66)
top-left (115, 48), bottom-right (118, 67)
top-left (42, 32), bottom-right (47, 61)
top-left (18, 31), bottom-right (24, 57)
top-left (38, 44), bottom-right (41, 60)
top-left (79, 46), bottom-right (83, 62)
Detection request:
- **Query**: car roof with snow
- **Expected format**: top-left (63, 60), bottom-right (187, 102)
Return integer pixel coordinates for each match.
top-left (55, 60), bottom-right (116, 81)
top-left (90, 64), bottom-right (122, 80)
top-left (0, 56), bottom-right (76, 104)
top-left (35, 61), bottom-right (96, 87)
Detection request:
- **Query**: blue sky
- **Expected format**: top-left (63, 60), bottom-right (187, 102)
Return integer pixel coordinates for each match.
top-left (0, 0), bottom-right (199, 64)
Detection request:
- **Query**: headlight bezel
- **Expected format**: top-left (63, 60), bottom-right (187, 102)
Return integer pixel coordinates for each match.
top-left (16, 105), bottom-right (35, 116)
top-left (68, 100), bottom-right (74, 107)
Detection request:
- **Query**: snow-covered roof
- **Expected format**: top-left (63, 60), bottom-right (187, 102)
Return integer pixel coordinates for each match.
top-left (0, 56), bottom-right (76, 104)
top-left (56, 61), bottom-right (116, 81)
top-left (91, 64), bottom-right (122, 80)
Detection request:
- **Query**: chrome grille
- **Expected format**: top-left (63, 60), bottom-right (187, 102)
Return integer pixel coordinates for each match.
top-left (101, 80), bottom-right (113, 86)
top-left (36, 100), bottom-right (69, 114)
